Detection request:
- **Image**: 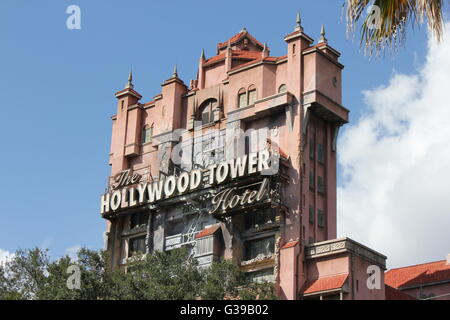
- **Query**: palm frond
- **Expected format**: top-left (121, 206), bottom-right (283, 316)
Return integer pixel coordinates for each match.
top-left (346, 0), bottom-right (445, 55)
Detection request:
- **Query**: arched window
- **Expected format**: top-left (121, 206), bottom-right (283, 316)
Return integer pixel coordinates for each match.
top-left (238, 88), bottom-right (247, 108)
top-left (142, 124), bottom-right (153, 144)
top-left (278, 84), bottom-right (287, 93)
top-left (248, 85), bottom-right (257, 105)
top-left (199, 99), bottom-right (217, 125)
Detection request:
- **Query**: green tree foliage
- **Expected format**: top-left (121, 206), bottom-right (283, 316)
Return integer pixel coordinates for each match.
top-left (0, 247), bottom-right (277, 300)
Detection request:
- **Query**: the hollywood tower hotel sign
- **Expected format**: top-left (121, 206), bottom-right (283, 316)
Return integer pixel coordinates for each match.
top-left (100, 149), bottom-right (281, 217)
top-left (99, 14), bottom-right (391, 301)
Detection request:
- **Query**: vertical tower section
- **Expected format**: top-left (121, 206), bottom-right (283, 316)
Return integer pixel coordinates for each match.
top-left (278, 12), bottom-right (315, 300)
top-left (110, 71), bottom-right (143, 172)
top-left (302, 25), bottom-right (348, 243)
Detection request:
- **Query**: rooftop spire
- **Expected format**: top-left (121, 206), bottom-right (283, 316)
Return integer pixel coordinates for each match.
top-left (172, 64), bottom-right (178, 78)
top-left (240, 27), bottom-right (247, 33)
top-left (294, 12), bottom-right (303, 32)
top-left (318, 24), bottom-right (327, 43)
top-left (262, 42), bottom-right (269, 58)
top-left (125, 69), bottom-right (134, 89)
top-left (200, 48), bottom-right (205, 60)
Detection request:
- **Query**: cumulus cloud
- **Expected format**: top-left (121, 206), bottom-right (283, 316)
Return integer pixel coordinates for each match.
top-left (0, 249), bottom-right (14, 264)
top-left (65, 245), bottom-right (81, 261)
top-left (337, 23), bottom-right (450, 268)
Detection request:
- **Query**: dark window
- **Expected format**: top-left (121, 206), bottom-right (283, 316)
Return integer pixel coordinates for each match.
top-left (309, 138), bottom-right (315, 160)
top-left (318, 176), bottom-right (325, 194)
top-left (246, 267), bottom-right (274, 283)
top-left (199, 99), bottom-right (217, 125)
top-left (130, 212), bottom-right (149, 230)
top-left (245, 236), bottom-right (275, 260)
top-left (248, 89), bottom-right (257, 105)
top-left (308, 236), bottom-right (314, 244)
top-left (309, 172), bottom-right (315, 190)
top-left (128, 236), bottom-right (146, 257)
top-left (142, 126), bottom-right (152, 144)
top-left (246, 209), bottom-right (276, 230)
top-left (318, 209), bottom-right (325, 228)
top-left (318, 143), bottom-right (325, 164)
top-left (238, 90), bottom-right (247, 108)
top-left (309, 205), bottom-right (315, 224)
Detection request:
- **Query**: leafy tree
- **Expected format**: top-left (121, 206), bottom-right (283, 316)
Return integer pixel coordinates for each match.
top-left (0, 247), bottom-right (276, 300)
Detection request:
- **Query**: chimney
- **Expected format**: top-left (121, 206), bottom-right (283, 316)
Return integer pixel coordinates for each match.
top-left (447, 254), bottom-right (450, 265)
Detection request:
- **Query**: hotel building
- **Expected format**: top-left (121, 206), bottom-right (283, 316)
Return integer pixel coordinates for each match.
top-left (100, 14), bottom-right (449, 300)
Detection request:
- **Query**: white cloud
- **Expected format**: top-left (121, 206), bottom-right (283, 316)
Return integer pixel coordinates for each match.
top-left (0, 249), bottom-right (14, 265)
top-left (65, 245), bottom-right (81, 261)
top-left (337, 23), bottom-right (450, 268)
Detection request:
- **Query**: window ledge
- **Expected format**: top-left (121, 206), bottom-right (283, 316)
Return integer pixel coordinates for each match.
top-left (240, 254), bottom-right (275, 272)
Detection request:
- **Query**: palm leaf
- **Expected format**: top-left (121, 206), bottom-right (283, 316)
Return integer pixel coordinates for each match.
top-left (346, 0), bottom-right (445, 55)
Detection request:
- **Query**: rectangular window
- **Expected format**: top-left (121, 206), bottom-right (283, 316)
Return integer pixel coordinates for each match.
top-left (318, 176), bottom-right (325, 194)
top-left (318, 209), bottom-right (325, 228)
top-left (248, 90), bottom-right (257, 105)
top-left (317, 143), bottom-right (325, 164)
top-left (202, 110), bottom-right (210, 125)
top-left (309, 205), bottom-right (315, 224)
top-left (246, 268), bottom-right (275, 283)
top-left (128, 236), bottom-right (146, 257)
top-left (245, 236), bottom-right (275, 260)
top-left (309, 171), bottom-right (315, 190)
top-left (309, 138), bottom-right (315, 160)
top-left (142, 127), bottom-right (152, 144)
top-left (238, 93), bottom-right (247, 108)
top-left (130, 212), bottom-right (149, 230)
top-left (246, 209), bottom-right (276, 230)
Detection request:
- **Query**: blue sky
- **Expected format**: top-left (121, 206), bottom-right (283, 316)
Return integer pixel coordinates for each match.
top-left (0, 1), bottom-right (430, 260)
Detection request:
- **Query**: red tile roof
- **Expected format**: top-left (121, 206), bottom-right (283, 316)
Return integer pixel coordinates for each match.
top-left (204, 50), bottom-right (263, 66)
top-left (228, 56), bottom-right (282, 73)
top-left (281, 241), bottom-right (299, 249)
top-left (300, 274), bottom-right (348, 295)
top-left (217, 30), bottom-right (264, 49)
top-left (232, 50), bottom-right (262, 60)
top-left (195, 224), bottom-right (221, 239)
top-left (385, 260), bottom-right (450, 289)
top-left (284, 30), bottom-right (302, 38)
top-left (114, 88), bottom-right (142, 98)
top-left (385, 285), bottom-right (416, 300)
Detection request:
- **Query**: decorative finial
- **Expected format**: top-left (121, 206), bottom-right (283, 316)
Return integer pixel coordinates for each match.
top-left (295, 12), bottom-right (303, 32)
top-left (125, 69), bottom-right (134, 89)
top-left (318, 24), bottom-right (327, 43)
top-left (172, 65), bottom-right (178, 78)
top-left (200, 48), bottom-right (205, 60)
top-left (241, 27), bottom-right (247, 33)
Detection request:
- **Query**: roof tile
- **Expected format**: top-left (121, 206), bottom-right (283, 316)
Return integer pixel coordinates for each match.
top-left (300, 274), bottom-right (348, 295)
top-left (385, 260), bottom-right (450, 289)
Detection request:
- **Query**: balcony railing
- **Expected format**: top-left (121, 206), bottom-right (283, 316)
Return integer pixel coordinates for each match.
top-left (165, 232), bottom-right (200, 251)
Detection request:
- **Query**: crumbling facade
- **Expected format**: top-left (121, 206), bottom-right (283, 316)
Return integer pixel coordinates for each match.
top-left (101, 14), bottom-right (388, 300)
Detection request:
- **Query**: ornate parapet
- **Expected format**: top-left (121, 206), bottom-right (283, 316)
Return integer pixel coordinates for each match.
top-left (305, 237), bottom-right (387, 270)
